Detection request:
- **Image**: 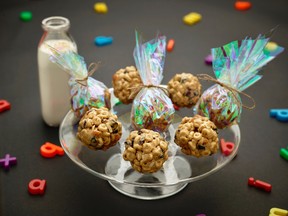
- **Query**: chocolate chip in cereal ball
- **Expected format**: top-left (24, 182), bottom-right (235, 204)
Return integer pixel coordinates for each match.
top-left (77, 107), bottom-right (122, 151)
top-left (123, 129), bottom-right (169, 173)
top-left (112, 66), bottom-right (143, 104)
top-left (167, 73), bottom-right (201, 108)
top-left (174, 115), bottom-right (219, 158)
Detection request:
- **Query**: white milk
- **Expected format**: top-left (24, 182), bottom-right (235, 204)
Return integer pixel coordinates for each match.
top-left (37, 40), bottom-right (77, 126)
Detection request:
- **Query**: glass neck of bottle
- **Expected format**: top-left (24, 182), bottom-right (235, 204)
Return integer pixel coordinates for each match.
top-left (42, 16), bottom-right (70, 32)
top-left (39, 16), bottom-right (77, 52)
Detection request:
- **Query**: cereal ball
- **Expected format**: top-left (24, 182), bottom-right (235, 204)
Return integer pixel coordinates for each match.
top-left (174, 115), bottom-right (219, 157)
top-left (123, 129), bottom-right (169, 173)
top-left (112, 66), bottom-right (143, 104)
top-left (167, 73), bottom-right (201, 108)
top-left (77, 107), bottom-right (122, 151)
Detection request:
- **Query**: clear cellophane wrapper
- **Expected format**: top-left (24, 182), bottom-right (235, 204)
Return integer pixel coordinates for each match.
top-left (197, 84), bottom-right (241, 129)
top-left (69, 77), bottom-right (110, 117)
top-left (47, 46), bottom-right (110, 118)
top-left (131, 31), bottom-right (175, 132)
top-left (196, 33), bottom-right (284, 129)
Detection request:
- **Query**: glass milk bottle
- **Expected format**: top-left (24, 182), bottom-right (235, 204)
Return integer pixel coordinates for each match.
top-left (37, 16), bottom-right (77, 126)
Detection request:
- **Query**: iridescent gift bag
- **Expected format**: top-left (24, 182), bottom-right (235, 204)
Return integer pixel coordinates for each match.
top-left (47, 47), bottom-right (110, 118)
top-left (196, 32), bottom-right (284, 129)
top-left (130, 31), bottom-right (175, 132)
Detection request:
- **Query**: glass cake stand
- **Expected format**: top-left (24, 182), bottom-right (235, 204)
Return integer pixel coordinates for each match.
top-left (59, 88), bottom-right (240, 200)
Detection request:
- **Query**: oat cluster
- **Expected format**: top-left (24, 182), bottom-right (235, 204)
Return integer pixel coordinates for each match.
top-left (77, 107), bottom-right (122, 151)
top-left (174, 115), bottom-right (219, 157)
top-left (123, 129), bottom-right (169, 173)
top-left (167, 73), bottom-right (201, 108)
top-left (112, 65), bottom-right (142, 104)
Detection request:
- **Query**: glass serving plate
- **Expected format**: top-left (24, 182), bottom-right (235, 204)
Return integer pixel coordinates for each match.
top-left (59, 88), bottom-right (240, 200)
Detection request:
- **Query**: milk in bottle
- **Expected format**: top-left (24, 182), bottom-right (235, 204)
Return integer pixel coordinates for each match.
top-left (37, 16), bottom-right (77, 126)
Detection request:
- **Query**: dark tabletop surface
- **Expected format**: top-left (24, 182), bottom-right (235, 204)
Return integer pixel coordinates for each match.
top-left (1, 0), bottom-right (288, 215)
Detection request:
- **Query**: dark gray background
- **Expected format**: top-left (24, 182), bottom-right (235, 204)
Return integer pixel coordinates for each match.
top-left (0, 0), bottom-right (287, 215)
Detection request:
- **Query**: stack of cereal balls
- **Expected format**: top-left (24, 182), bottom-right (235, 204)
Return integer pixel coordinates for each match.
top-left (167, 73), bottom-right (219, 158)
top-left (76, 68), bottom-right (220, 175)
top-left (112, 66), bottom-right (171, 173)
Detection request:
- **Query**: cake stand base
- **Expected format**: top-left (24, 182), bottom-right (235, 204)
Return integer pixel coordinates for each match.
top-left (105, 153), bottom-right (191, 200)
top-left (108, 181), bottom-right (188, 200)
